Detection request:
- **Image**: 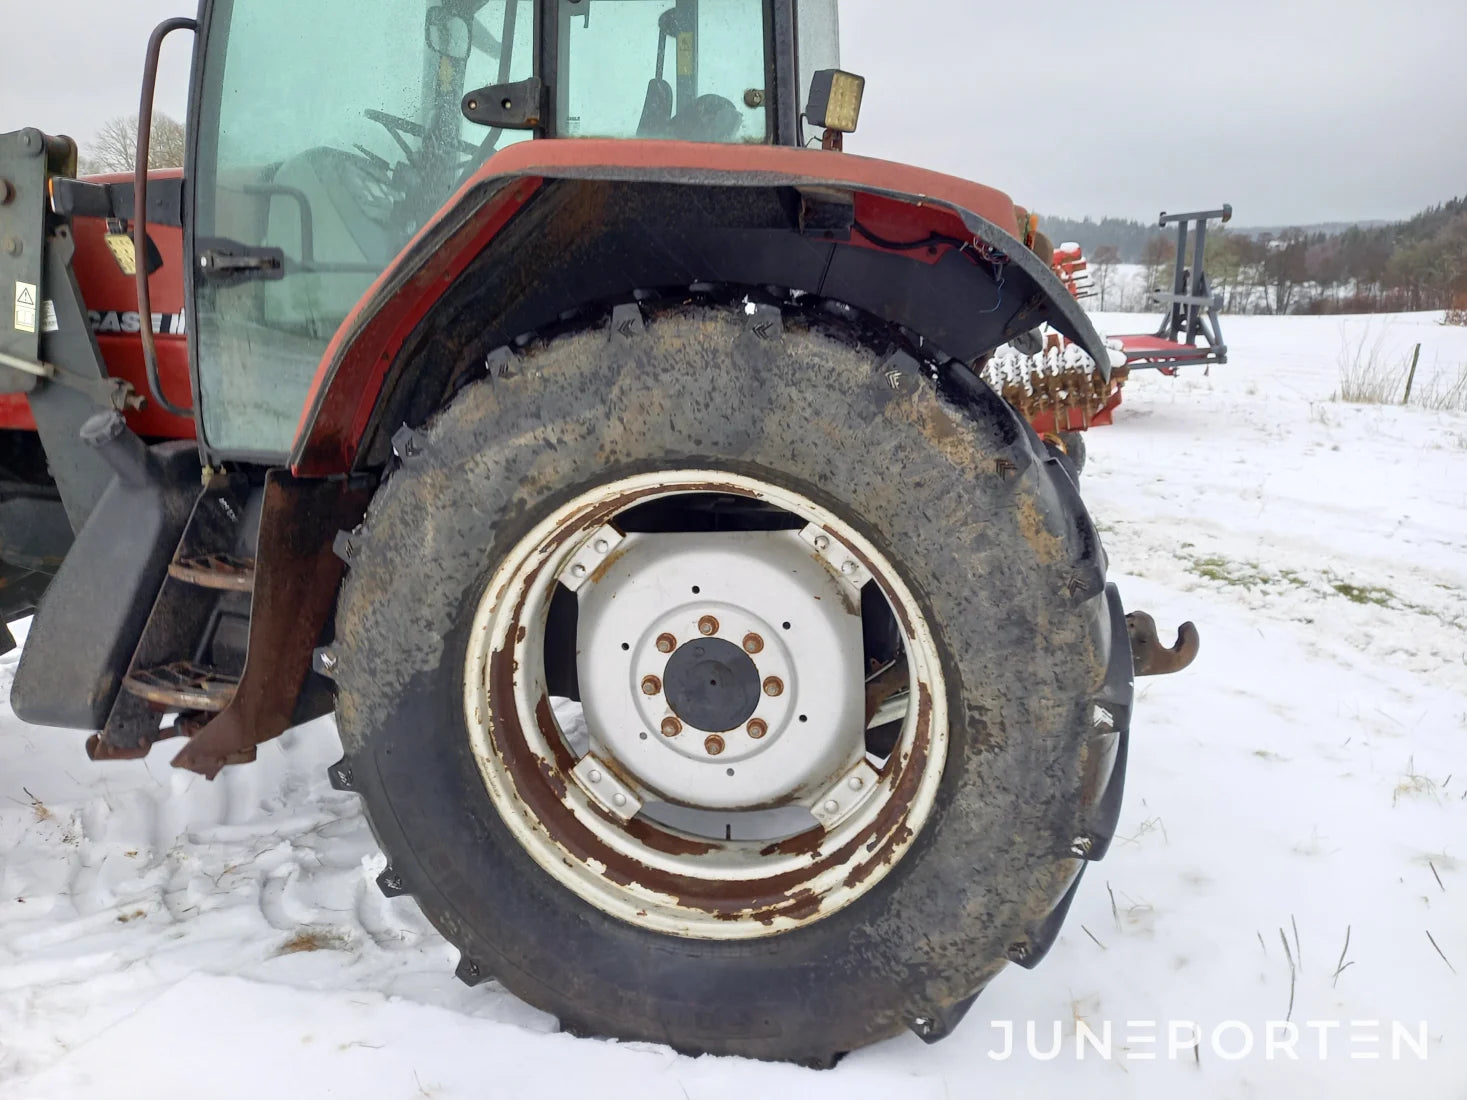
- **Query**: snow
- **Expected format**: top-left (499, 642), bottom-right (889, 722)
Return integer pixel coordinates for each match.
top-left (3, 311), bottom-right (1466, 1097)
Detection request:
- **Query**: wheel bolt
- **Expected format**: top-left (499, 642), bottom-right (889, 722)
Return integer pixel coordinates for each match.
top-left (656, 632), bottom-right (677, 654)
top-left (742, 632), bottom-right (764, 654)
top-left (840, 560), bottom-right (857, 576)
top-left (698, 615), bottom-right (719, 636)
top-left (747, 718), bottom-right (768, 739)
top-left (814, 535), bottom-right (830, 550)
top-left (641, 675), bottom-right (661, 695)
top-left (704, 734), bottom-right (725, 756)
top-left (762, 676), bottom-right (783, 697)
top-left (660, 716), bottom-right (682, 737)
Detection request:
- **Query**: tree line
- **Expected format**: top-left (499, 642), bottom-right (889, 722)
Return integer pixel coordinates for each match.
top-left (1044, 199), bottom-right (1467, 316)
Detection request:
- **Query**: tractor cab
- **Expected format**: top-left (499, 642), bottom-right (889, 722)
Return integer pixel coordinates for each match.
top-left (190, 0), bottom-right (844, 453)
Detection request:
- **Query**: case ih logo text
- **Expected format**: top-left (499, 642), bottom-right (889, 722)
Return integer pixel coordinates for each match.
top-left (87, 310), bottom-right (186, 335)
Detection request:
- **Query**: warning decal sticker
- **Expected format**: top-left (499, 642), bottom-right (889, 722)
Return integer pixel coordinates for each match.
top-left (14, 281), bottom-right (37, 334)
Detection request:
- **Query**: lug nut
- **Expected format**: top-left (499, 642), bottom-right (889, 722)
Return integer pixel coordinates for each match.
top-left (814, 535), bottom-right (830, 551)
top-left (704, 735), bottom-right (725, 756)
top-left (660, 717), bottom-right (682, 737)
top-left (698, 615), bottom-right (719, 636)
top-left (762, 676), bottom-right (783, 697)
top-left (656, 632), bottom-right (677, 654)
top-left (641, 675), bottom-right (661, 695)
top-left (747, 718), bottom-right (768, 739)
top-left (742, 632), bottom-right (764, 654)
top-left (840, 560), bottom-right (857, 576)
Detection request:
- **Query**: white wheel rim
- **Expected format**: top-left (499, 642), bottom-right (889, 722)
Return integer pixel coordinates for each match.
top-left (463, 471), bottom-right (948, 940)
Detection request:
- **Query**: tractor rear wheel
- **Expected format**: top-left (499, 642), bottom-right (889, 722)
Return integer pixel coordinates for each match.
top-left (329, 302), bottom-right (1131, 1064)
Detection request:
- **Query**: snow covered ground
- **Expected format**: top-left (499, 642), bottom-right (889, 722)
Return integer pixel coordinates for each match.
top-left (3, 312), bottom-right (1465, 1098)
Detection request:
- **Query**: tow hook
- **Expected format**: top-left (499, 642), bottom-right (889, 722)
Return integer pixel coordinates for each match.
top-left (1125, 611), bottom-right (1199, 676)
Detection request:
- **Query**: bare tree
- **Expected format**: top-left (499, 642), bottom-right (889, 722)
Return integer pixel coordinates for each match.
top-left (1142, 236), bottom-right (1174, 307)
top-left (1264, 230), bottom-right (1309, 315)
top-left (78, 114), bottom-right (187, 175)
top-left (1090, 244), bottom-right (1119, 311)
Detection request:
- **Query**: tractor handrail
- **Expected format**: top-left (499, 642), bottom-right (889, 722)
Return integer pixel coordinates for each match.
top-left (133, 16), bottom-right (197, 420)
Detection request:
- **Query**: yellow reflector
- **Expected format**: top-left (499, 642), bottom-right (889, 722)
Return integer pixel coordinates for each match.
top-left (104, 233), bottom-right (138, 276)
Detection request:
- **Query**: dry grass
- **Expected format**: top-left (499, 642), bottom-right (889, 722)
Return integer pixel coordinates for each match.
top-left (22, 787), bottom-right (52, 823)
top-left (277, 927), bottom-right (352, 955)
top-left (1411, 362), bottom-right (1467, 412)
top-left (1333, 325), bottom-right (1467, 411)
top-left (1334, 326), bottom-right (1404, 404)
top-left (1393, 757), bottom-right (1444, 806)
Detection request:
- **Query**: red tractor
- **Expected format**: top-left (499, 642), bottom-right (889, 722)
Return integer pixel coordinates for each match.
top-left (1, 0), bottom-right (1194, 1064)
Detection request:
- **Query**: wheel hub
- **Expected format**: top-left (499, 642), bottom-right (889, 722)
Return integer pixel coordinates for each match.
top-left (663, 638), bottom-right (760, 733)
top-left (575, 530), bottom-right (867, 809)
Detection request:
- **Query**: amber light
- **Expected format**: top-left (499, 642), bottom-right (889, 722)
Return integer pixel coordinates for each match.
top-left (806, 69), bottom-right (866, 134)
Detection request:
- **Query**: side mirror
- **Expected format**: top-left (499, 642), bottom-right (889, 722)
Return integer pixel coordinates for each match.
top-left (805, 69), bottom-right (865, 134)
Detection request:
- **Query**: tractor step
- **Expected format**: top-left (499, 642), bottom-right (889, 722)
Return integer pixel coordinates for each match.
top-left (167, 552), bottom-right (256, 591)
top-left (99, 474), bottom-right (256, 743)
top-left (121, 659), bottom-right (240, 711)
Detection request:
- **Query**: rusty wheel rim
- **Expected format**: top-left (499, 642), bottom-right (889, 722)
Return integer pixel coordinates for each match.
top-left (463, 471), bottom-right (948, 940)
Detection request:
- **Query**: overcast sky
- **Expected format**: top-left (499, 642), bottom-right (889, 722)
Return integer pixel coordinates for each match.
top-left (4, 0), bottom-right (1463, 225)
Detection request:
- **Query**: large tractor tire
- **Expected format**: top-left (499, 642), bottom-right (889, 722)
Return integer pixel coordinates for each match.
top-left (328, 301), bottom-right (1132, 1065)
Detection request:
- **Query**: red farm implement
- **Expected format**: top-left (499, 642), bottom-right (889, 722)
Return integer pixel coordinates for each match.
top-left (980, 205), bottom-right (1232, 456)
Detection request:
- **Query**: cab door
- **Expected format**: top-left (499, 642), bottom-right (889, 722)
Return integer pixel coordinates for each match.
top-left (186, 0), bottom-right (534, 458)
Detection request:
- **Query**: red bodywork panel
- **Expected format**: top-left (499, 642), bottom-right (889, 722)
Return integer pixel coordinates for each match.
top-left (0, 170), bottom-right (194, 439)
top-left (290, 139), bottom-right (1025, 476)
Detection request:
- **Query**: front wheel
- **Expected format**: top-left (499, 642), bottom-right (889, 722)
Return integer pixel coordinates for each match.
top-left (329, 302), bottom-right (1132, 1063)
